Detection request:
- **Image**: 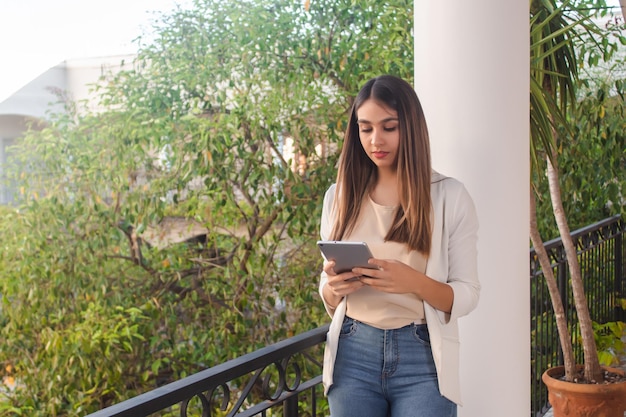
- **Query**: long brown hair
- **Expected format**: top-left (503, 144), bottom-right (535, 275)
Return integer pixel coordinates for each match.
top-left (330, 75), bottom-right (432, 254)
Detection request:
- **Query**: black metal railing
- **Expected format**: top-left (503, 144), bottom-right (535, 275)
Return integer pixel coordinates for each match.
top-left (86, 216), bottom-right (625, 417)
top-left (86, 325), bottom-right (329, 417)
top-left (530, 214), bottom-right (625, 417)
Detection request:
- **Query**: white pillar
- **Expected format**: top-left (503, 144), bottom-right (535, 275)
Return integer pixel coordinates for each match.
top-left (414, 2), bottom-right (529, 416)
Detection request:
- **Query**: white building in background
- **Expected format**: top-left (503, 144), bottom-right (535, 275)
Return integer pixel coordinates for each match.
top-left (0, 54), bottom-right (134, 204)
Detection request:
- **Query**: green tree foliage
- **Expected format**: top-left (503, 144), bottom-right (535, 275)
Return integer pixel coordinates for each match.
top-left (530, 0), bottom-right (625, 240)
top-left (539, 77), bottom-right (626, 236)
top-left (533, 17), bottom-right (625, 238)
top-left (0, 0), bottom-right (414, 415)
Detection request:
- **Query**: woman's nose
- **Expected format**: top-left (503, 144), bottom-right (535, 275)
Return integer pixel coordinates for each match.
top-left (370, 130), bottom-right (382, 145)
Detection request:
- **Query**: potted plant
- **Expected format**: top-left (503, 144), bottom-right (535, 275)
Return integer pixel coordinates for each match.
top-left (529, 0), bottom-right (626, 415)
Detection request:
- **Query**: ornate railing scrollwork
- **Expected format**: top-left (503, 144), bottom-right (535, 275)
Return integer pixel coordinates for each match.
top-left (86, 325), bottom-right (329, 417)
top-left (176, 353), bottom-right (318, 416)
top-left (180, 392), bottom-right (211, 417)
top-left (260, 357), bottom-right (302, 400)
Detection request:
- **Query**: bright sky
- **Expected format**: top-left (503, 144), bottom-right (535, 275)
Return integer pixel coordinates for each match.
top-left (0, 0), bottom-right (191, 102)
top-left (0, 1), bottom-right (623, 103)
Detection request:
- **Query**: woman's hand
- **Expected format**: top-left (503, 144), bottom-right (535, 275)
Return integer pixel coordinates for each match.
top-left (353, 259), bottom-right (420, 294)
top-left (353, 259), bottom-right (454, 313)
top-left (322, 260), bottom-right (365, 308)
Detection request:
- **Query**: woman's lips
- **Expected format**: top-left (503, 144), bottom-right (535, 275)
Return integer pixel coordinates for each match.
top-left (372, 151), bottom-right (389, 158)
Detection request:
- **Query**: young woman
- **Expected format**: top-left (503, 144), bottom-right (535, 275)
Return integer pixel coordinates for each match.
top-left (319, 75), bottom-right (480, 417)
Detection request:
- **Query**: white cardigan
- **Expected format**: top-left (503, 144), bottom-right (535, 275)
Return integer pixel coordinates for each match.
top-left (318, 171), bottom-right (480, 405)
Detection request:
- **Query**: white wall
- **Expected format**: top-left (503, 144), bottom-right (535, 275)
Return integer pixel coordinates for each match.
top-left (0, 54), bottom-right (134, 204)
top-left (0, 66), bottom-right (67, 119)
top-left (0, 54), bottom-right (134, 120)
top-left (65, 55), bottom-right (135, 113)
top-left (414, 1), bottom-right (530, 416)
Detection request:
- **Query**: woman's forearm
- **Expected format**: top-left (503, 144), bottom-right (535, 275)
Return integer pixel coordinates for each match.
top-left (415, 274), bottom-right (454, 313)
top-left (322, 283), bottom-right (344, 309)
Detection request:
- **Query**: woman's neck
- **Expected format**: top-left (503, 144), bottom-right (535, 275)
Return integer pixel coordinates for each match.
top-left (370, 170), bottom-right (399, 206)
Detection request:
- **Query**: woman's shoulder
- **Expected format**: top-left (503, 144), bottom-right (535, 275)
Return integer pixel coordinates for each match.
top-left (324, 183), bottom-right (337, 199)
top-left (322, 183), bottom-right (337, 207)
top-left (431, 171), bottom-right (464, 191)
top-left (431, 171), bottom-right (478, 228)
top-left (430, 171), bottom-right (474, 204)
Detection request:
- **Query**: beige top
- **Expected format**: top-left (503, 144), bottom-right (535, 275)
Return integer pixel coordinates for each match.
top-left (327, 195), bottom-right (427, 329)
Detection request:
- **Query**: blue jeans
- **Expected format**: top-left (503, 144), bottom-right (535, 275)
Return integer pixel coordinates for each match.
top-left (328, 317), bottom-right (457, 417)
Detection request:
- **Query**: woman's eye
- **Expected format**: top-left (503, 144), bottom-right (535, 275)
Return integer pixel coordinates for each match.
top-left (384, 126), bottom-right (397, 132)
top-left (360, 128), bottom-right (372, 133)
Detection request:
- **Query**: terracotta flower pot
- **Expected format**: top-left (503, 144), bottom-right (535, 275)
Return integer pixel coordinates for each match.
top-left (542, 365), bottom-right (626, 417)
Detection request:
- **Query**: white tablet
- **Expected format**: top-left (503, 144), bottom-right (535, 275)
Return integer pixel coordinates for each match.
top-left (317, 240), bottom-right (378, 274)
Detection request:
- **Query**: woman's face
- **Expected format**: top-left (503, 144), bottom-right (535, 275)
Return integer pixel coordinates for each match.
top-left (356, 98), bottom-right (400, 172)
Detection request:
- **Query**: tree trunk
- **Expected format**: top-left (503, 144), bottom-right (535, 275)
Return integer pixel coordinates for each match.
top-left (530, 190), bottom-right (576, 381)
top-left (546, 150), bottom-right (603, 383)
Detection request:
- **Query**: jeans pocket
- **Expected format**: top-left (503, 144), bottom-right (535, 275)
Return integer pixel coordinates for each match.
top-left (413, 323), bottom-right (431, 346)
top-left (339, 316), bottom-right (358, 338)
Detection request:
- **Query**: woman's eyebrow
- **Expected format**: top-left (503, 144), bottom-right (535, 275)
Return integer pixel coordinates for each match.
top-left (356, 117), bottom-right (399, 124)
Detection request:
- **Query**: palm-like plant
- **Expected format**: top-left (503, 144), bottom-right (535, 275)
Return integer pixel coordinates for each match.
top-left (529, 0), bottom-right (617, 384)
